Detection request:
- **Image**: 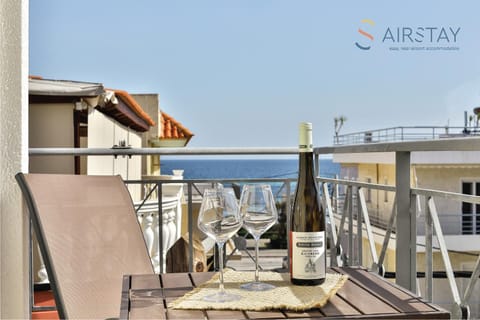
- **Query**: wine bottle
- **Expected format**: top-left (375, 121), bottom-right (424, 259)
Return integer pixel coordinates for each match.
top-left (290, 122), bottom-right (326, 285)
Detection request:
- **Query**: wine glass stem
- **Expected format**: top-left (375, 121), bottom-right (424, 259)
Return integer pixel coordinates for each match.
top-left (254, 237), bottom-right (260, 283)
top-left (217, 242), bottom-right (226, 294)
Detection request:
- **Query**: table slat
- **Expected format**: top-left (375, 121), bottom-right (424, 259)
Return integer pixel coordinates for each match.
top-left (283, 310), bottom-right (324, 318)
top-left (336, 276), bottom-right (399, 315)
top-left (130, 274), bottom-right (161, 290)
top-left (129, 297), bottom-right (166, 320)
top-left (320, 294), bottom-right (362, 317)
top-left (205, 310), bottom-right (247, 319)
top-left (338, 267), bottom-right (438, 314)
top-left (129, 275), bottom-right (165, 320)
top-left (161, 273), bottom-right (194, 289)
top-left (166, 309), bottom-right (205, 319)
top-left (190, 271), bottom-right (215, 287)
top-left (245, 310), bottom-right (287, 319)
top-left (120, 275), bottom-right (130, 320)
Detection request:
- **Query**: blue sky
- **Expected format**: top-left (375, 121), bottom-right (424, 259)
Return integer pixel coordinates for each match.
top-left (29, 1), bottom-right (480, 148)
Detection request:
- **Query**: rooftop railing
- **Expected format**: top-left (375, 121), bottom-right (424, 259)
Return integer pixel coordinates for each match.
top-left (334, 126), bottom-right (480, 145)
top-left (29, 136), bottom-right (480, 319)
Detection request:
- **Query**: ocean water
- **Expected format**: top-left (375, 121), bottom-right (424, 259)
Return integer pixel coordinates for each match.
top-left (160, 158), bottom-right (340, 180)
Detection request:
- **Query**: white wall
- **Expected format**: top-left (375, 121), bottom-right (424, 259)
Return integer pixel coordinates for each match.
top-left (415, 165), bottom-right (480, 235)
top-left (87, 109), bottom-right (116, 174)
top-left (0, 0), bottom-right (29, 318)
top-left (87, 109), bottom-right (142, 200)
top-left (333, 152), bottom-right (395, 164)
top-left (412, 151), bottom-right (480, 164)
top-left (334, 151), bottom-right (480, 166)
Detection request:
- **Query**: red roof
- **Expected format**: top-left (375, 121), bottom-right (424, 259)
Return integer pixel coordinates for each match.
top-left (29, 76), bottom-right (156, 133)
top-left (29, 77), bottom-right (192, 139)
top-left (161, 111), bottom-right (194, 144)
top-left (98, 89), bottom-right (156, 132)
top-left (113, 89), bottom-right (156, 126)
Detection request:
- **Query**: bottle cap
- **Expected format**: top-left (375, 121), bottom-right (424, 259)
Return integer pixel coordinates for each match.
top-left (299, 122), bottom-right (313, 152)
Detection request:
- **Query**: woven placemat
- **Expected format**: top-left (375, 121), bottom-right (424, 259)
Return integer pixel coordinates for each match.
top-left (169, 269), bottom-right (348, 311)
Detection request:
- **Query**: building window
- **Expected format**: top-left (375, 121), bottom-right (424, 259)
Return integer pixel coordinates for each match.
top-left (462, 181), bottom-right (480, 235)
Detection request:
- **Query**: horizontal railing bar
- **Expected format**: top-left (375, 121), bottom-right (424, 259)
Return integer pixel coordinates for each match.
top-left (318, 177), bottom-right (396, 192)
top-left (413, 187), bottom-right (480, 204)
top-left (126, 178), bottom-right (296, 184)
top-left (28, 136), bottom-right (480, 156)
top-left (29, 147), bottom-right (298, 156)
top-left (383, 271), bottom-right (480, 278)
top-left (127, 178), bottom-right (480, 205)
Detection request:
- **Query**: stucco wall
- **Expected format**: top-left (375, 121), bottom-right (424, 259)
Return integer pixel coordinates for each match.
top-left (354, 162), bottom-right (478, 235)
top-left (357, 163), bottom-right (396, 226)
top-left (0, 0), bottom-right (29, 318)
top-left (415, 165), bottom-right (480, 235)
top-left (131, 94), bottom-right (160, 176)
top-left (29, 103), bottom-right (75, 173)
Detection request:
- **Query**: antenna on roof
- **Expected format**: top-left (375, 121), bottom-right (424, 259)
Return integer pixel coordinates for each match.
top-left (334, 115), bottom-right (347, 143)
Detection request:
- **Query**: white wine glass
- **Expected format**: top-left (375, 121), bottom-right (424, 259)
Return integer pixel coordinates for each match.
top-left (197, 185), bottom-right (243, 302)
top-left (239, 184), bottom-right (278, 291)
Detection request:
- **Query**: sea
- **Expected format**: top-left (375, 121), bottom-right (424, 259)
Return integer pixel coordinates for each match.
top-left (160, 158), bottom-right (340, 180)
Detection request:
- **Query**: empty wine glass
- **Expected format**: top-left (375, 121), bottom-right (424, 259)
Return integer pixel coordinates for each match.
top-left (197, 185), bottom-right (243, 302)
top-left (239, 184), bottom-right (278, 291)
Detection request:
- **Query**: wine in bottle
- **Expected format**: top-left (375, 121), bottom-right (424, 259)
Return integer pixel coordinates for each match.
top-left (289, 122), bottom-right (326, 285)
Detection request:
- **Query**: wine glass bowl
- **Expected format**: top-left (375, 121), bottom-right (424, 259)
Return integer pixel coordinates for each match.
top-left (197, 186), bottom-right (243, 302)
top-left (239, 184), bottom-right (278, 291)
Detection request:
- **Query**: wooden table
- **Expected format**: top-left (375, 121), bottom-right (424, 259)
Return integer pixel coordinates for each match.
top-left (120, 267), bottom-right (450, 319)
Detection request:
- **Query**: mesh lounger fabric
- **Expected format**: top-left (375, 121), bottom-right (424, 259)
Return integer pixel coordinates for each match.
top-left (17, 174), bottom-right (154, 319)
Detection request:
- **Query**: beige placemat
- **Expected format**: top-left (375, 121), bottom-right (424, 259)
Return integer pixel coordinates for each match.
top-left (169, 269), bottom-right (348, 311)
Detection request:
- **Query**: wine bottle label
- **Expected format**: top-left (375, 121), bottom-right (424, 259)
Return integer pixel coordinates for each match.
top-left (298, 122), bottom-right (313, 152)
top-left (291, 231), bottom-right (325, 280)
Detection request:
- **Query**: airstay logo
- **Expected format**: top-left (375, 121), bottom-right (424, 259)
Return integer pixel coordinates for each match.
top-left (382, 26), bottom-right (460, 43)
top-left (355, 19), bottom-right (461, 52)
top-left (355, 19), bottom-right (375, 50)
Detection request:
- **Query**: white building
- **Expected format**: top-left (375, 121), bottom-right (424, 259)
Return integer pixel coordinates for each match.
top-left (333, 126), bottom-right (480, 315)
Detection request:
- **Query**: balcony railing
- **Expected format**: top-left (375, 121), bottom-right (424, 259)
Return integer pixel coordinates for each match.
top-left (29, 137), bottom-right (480, 319)
top-left (334, 126), bottom-right (480, 145)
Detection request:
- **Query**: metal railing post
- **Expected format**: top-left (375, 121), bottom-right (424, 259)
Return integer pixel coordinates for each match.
top-left (348, 186), bottom-right (354, 266)
top-left (376, 196), bottom-right (396, 276)
top-left (463, 254), bottom-right (480, 314)
top-left (358, 187), bottom-right (379, 270)
top-left (395, 151), bottom-right (416, 292)
top-left (427, 198), bottom-right (465, 319)
top-left (188, 183), bottom-right (194, 273)
top-left (323, 183), bottom-right (339, 267)
top-left (425, 195), bottom-right (433, 302)
top-left (356, 187), bottom-right (363, 266)
top-left (286, 181), bottom-right (291, 272)
top-left (336, 185), bottom-right (350, 266)
top-left (157, 182), bottom-right (163, 273)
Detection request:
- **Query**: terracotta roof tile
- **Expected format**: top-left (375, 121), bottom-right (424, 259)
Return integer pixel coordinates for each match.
top-left (95, 89), bottom-right (155, 132)
top-left (112, 90), bottom-right (156, 127)
top-left (161, 111), bottom-right (194, 144)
